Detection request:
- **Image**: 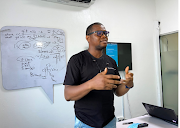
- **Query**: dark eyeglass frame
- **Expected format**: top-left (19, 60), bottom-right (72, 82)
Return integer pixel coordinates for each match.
top-left (87, 31), bottom-right (109, 37)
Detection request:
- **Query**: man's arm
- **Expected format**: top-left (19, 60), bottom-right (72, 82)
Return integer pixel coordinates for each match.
top-left (114, 66), bottom-right (134, 96)
top-left (64, 82), bottom-right (92, 101)
top-left (64, 68), bottom-right (121, 101)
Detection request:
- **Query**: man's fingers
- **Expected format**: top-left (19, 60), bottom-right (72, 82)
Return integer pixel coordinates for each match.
top-left (105, 84), bottom-right (117, 90)
top-left (101, 68), bottom-right (108, 75)
top-left (120, 79), bottom-right (133, 86)
top-left (125, 66), bottom-right (129, 74)
top-left (105, 74), bottom-right (120, 80)
top-left (120, 79), bottom-right (127, 83)
top-left (109, 84), bottom-right (117, 89)
top-left (125, 72), bottom-right (133, 79)
top-left (107, 79), bottom-right (121, 85)
top-left (129, 73), bottom-right (134, 77)
top-left (125, 76), bottom-right (133, 81)
top-left (120, 79), bottom-right (129, 85)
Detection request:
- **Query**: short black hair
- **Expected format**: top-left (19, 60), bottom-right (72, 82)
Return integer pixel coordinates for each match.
top-left (86, 22), bottom-right (103, 35)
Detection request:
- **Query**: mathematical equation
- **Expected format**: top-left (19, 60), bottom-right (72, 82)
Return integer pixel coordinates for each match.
top-left (1, 27), bottom-right (66, 83)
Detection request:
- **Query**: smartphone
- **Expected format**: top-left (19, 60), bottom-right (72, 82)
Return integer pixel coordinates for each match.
top-left (137, 123), bottom-right (148, 127)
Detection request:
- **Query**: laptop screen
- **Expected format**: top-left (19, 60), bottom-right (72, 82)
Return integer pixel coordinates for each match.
top-left (142, 102), bottom-right (178, 124)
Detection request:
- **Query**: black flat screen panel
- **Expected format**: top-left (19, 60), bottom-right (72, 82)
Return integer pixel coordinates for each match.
top-left (103, 42), bottom-right (132, 71)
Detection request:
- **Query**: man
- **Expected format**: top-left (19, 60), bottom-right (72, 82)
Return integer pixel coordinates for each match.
top-left (63, 22), bottom-right (134, 128)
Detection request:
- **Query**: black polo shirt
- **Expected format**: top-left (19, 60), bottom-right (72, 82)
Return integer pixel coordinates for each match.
top-left (63, 50), bottom-right (120, 128)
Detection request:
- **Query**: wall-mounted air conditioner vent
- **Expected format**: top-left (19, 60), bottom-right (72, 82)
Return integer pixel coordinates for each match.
top-left (43, 0), bottom-right (95, 8)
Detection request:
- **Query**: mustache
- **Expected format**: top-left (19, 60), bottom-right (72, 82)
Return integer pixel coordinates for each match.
top-left (100, 40), bottom-right (108, 42)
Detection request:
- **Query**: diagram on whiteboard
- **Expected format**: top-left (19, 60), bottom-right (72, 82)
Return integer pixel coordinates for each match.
top-left (0, 26), bottom-right (66, 103)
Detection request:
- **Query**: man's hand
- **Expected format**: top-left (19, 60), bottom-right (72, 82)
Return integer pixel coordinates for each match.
top-left (120, 66), bottom-right (134, 88)
top-left (90, 68), bottom-right (121, 90)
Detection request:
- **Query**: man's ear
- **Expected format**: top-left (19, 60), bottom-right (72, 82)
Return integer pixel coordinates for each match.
top-left (86, 35), bottom-right (90, 42)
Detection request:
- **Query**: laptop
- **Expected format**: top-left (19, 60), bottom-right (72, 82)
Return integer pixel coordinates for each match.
top-left (142, 102), bottom-right (178, 126)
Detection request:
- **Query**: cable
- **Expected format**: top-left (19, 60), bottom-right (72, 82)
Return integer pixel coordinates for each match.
top-left (123, 71), bottom-right (132, 118)
top-left (120, 71), bottom-right (125, 119)
top-left (126, 91), bottom-right (132, 118)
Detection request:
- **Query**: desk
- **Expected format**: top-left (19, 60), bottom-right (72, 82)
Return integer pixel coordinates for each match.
top-left (116, 115), bottom-right (178, 128)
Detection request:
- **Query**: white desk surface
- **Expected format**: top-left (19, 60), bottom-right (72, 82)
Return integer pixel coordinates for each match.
top-left (116, 115), bottom-right (178, 128)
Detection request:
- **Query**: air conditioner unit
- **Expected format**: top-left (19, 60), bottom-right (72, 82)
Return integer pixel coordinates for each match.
top-left (43, 0), bottom-right (95, 8)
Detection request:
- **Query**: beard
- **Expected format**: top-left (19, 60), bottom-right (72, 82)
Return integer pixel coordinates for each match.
top-left (95, 45), bottom-right (106, 51)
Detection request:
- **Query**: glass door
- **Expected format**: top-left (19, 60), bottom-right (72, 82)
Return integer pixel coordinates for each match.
top-left (159, 32), bottom-right (178, 115)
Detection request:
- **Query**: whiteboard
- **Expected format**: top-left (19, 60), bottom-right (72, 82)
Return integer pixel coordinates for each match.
top-left (0, 26), bottom-right (66, 102)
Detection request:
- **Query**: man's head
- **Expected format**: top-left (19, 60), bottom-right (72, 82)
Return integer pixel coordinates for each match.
top-left (86, 22), bottom-right (109, 51)
top-left (86, 22), bottom-right (103, 36)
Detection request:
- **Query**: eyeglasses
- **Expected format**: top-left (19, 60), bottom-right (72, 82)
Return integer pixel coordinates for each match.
top-left (87, 31), bottom-right (109, 37)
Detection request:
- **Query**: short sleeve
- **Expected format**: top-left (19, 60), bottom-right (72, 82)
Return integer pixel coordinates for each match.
top-left (63, 55), bottom-right (82, 85)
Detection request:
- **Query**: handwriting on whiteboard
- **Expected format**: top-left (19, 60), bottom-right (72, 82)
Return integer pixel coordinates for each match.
top-left (1, 26), bottom-right (66, 102)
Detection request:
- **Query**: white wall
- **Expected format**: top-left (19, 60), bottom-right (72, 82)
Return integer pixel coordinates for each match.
top-left (0, 0), bottom-right (178, 128)
top-left (155, 0), bottom-right (178, 35)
